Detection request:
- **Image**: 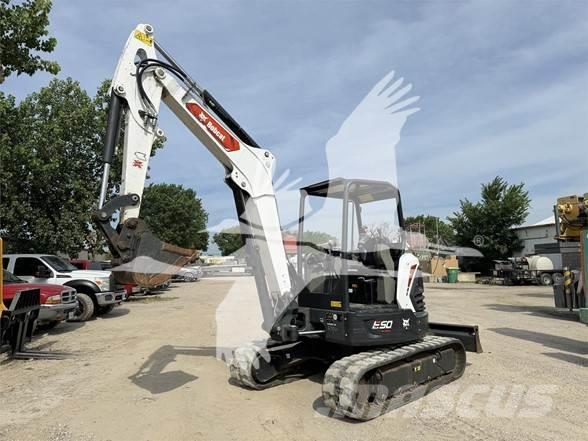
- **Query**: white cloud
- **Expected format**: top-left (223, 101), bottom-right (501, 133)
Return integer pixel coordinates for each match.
top-left (3, 0), bottom-right (586, 229)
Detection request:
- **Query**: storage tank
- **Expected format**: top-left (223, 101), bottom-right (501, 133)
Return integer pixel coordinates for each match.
top-left (527, 255), bottom-right (554, 271)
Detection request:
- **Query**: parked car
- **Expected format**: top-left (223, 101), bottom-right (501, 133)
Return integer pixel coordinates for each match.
top-left (73, 259), bottom-right (172, 294)
top-left (70, 259), bottom-right (112, 271)
top-left (3, 254), bottom-right (125, 322)
top-left (172, 265), bottom-right (202, 282)
top-left (2, 270), bottom-right (77, 329)
top-left (123, 283), bottom-right (143, 297)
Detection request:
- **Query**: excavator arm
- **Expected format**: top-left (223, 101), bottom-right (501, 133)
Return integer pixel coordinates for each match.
top-left (93, 24), bottom-right (294, 331)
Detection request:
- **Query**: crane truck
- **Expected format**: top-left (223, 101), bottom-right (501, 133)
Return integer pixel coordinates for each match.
top-left (93, 24), bottom-right (482, 420)
top-left (553, 194), bottom-right (587, 321)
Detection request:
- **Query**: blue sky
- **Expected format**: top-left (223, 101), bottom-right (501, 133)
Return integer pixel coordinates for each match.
top-left (4, 0), bottom-right (587, 242)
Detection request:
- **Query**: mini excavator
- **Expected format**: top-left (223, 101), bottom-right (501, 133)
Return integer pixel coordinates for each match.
top-left (94, 24), bottom-right (481, 420)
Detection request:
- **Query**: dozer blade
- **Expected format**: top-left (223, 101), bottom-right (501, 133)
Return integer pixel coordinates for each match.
top-left (429, 322), bottom-right (483, 353)
top-left (93, 195), bottom-right (197, 289)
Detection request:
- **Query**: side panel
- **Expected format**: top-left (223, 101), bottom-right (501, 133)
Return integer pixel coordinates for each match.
top-left (396, 253), bottom-right (419, 312)
top-left (310, 307), bottom-right (429, 346)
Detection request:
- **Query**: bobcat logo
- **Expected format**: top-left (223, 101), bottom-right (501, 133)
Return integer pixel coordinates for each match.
top-left (402, 318), bottom-right (410, 329)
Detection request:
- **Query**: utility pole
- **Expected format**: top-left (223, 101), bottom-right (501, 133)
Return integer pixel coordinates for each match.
top-left (436, 216), bottom-right (440, 257)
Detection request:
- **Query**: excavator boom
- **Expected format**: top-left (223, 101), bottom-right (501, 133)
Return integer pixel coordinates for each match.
top-left (94, 24), bottom-right (293, 329)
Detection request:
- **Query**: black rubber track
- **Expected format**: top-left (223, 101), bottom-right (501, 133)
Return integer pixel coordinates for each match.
top-left (229, 336), bottom-right (466, 421)
top-left (322, 335), bottom-right (466, 420)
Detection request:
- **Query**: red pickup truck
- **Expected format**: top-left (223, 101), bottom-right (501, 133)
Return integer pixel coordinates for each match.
top-left (70, 259), bottom-right (112, 271)
top-left (2, 270), bottom-right (77, 329)
top-left (70, 259), bottom-right (144, 297)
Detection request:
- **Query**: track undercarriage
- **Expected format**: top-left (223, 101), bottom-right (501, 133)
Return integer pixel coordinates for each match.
top-left (229, 335), bottom-right (466, 420)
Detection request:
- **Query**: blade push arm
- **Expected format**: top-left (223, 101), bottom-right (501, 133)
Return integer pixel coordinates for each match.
top-left (95, 24), bottom-right (294, 330)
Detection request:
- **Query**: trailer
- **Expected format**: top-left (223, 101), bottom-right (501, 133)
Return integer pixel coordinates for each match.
top-left (492, 257), bottom-right (564, 286)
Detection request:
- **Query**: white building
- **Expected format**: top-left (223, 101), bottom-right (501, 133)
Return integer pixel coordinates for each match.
top-left (513, 216), bottom-right (557, 257)
top-left (513, 216), bottom-right (580, 269)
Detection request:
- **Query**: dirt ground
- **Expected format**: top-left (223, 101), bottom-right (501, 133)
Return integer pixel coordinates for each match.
top-left (0, 278), bottom-right (586, 441)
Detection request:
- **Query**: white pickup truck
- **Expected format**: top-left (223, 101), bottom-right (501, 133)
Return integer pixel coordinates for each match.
top-left (3, 254), bottom-right (126, 321)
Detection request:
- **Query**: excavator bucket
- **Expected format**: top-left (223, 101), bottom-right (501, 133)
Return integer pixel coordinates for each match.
top-left (110, 219), bottom-right (197, 287)
top-left (93, 195), bottom-right (197, 289)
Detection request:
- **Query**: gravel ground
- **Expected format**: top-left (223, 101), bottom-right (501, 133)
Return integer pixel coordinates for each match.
top-left (0, 278), bottom-right (586, 441)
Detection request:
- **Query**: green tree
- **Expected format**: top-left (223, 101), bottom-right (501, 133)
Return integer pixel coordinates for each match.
top-left (0, 78), bottom-right (102, 254)
top-left (211, 228), bottom-right (335, 257)
top-left (0, 91), bottom-right (19, 240)
top-left (140, 183), bottom-right (208, 251)
top-left (404, 215), bottom-right (455, 245)
top-left (302, 230), bottom-right (335, 245)
top-left (213, 227), bottom-right (244, 256)
top-left (0, 0), bottom-right (60, 83)
top-left (448, 176), bottom-right (530, 260)
top-left (0, 78), bottom-right (166, 255)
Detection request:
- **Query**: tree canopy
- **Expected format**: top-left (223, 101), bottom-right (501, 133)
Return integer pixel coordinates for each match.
top-left (213, 227), bottom-right (244, 256)
top-left (212, 228), bottom-right (336, 257)
top-left (140, 183), bottom-right (209, 251)
top-left (302, 230), bottom-right (336, 245)
top-left (404, 215), bottom-right (455, 245)
top-left (448, 176), bottom-right (530, 260)
top-left (0, 0), bottom-right (60, 83)
top-left (1, 79), bottom-right (102, 254)
top-left (0, 78), bottom-right (166, 255)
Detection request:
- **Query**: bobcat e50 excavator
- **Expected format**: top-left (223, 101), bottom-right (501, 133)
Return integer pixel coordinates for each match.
top-left (93, 24), bottom-right (482, 420)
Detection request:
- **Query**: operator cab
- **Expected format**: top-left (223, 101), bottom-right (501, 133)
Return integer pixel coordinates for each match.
top-left (296, 178), bottom-right (409, 311)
